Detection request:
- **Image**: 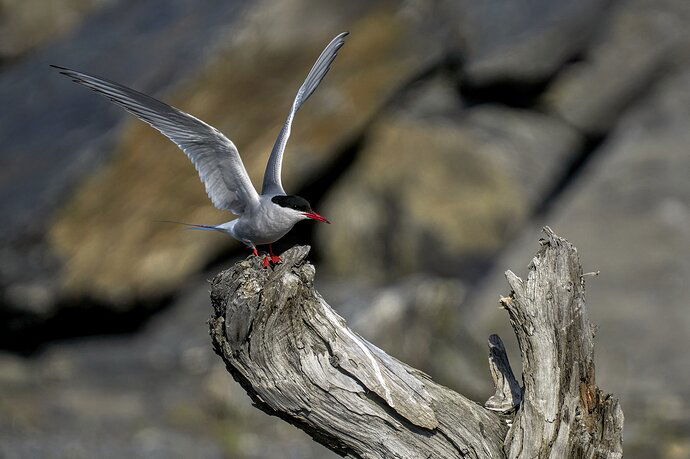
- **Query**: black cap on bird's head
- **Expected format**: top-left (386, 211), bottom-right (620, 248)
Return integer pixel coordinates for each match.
top-left (271, 195), bottom-right (330, 223)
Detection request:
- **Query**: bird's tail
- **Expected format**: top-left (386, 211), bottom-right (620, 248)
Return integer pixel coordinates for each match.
top-left (155, 220), bottom-right (221, 231)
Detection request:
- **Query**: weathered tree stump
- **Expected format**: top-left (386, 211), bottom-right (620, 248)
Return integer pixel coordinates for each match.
top-left (209, 227), bottom-right (623, 458)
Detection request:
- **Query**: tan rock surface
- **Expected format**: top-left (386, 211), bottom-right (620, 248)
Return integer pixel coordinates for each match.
top-left (48, 0), bottom-right (447, 303)
top-left (318, 100), bottom-right (581, 279)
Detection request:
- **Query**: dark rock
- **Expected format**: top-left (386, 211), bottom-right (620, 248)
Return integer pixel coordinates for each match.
top-left (456, 0), bottom-right (611, 86)
top-left (544, 0), bottom-right (690, 135)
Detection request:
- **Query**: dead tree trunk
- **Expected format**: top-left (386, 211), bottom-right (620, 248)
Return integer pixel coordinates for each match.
top-left (208, 227), bottom-right (623, 458)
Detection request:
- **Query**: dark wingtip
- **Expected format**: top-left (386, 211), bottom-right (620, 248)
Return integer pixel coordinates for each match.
top-left (50, 64), bottom-right (75, 79)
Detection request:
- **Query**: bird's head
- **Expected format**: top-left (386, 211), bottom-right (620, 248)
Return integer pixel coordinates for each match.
top-left (271, 195), bottom-right (330, 224)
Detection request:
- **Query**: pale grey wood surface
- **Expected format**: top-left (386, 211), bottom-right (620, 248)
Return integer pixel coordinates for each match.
top-left (500, 227), bottom-right (623, 458)
top-left (209, 228), bottom-right (623, 458)
top-left (484, 334), bottom-right (522, 414)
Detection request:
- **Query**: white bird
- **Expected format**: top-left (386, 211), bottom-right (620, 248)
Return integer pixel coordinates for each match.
top-left (52, 32), bottom-right (348, 267)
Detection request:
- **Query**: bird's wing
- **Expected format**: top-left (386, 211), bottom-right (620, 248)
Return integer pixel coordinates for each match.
top-left (52, 65), bottom-right (260, 215)
top-left (261, 32), bottom-right (349, 196)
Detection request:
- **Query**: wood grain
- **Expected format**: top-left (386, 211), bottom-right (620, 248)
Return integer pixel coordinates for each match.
top-left (209, 228), bottom-right (623, 458)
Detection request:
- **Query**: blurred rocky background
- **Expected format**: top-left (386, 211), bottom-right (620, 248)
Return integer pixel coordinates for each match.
top-left (1, 0), bottom-right (688, 457)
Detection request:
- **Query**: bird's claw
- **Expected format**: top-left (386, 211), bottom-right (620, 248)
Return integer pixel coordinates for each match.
top-left (270, 255), bottom-right (282, 264)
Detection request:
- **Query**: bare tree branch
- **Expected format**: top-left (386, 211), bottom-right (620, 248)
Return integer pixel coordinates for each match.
top-left (208, 228), bottom-right (623, 458)
top-left (501, 227), bottom-right (624, 458)
top-left (484, 334), bottom-right (522, 414)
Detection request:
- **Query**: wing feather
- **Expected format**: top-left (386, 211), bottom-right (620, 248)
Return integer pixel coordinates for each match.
top-left (52, 65), bottom-right (260, 214)
top-left (261, 32), bottom-right (348, 195)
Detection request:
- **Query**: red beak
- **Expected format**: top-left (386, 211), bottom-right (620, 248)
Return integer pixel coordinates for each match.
top-left (303, 212), bottom-right (330, 224)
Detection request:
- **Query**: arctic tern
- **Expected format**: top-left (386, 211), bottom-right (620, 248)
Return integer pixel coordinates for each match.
top-left (52, 32), bottom-right (348, 267)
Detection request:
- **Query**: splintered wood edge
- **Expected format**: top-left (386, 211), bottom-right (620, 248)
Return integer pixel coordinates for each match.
top-left (499, 228), bottom-right (624, 458)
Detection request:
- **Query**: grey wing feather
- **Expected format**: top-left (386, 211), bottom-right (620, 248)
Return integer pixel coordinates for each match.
top-left (52, 65), bottom-right (260, 215)
top-left (261, 32), bottom-right (349, 196)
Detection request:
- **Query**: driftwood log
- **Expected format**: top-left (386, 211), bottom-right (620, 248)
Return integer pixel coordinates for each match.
top-left (209, 227), bottom-right (624, 458)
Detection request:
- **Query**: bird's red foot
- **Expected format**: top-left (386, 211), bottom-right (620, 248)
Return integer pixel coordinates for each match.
top-left (267, 244), bottom-right (281, 265)
top-left (252, 248), bottom-right (259, 257)
top-left (261, 256), bottom-right (271, 268)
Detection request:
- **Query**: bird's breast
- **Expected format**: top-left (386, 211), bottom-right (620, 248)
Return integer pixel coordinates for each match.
top-left (234, 204), bottom-right (297, 245)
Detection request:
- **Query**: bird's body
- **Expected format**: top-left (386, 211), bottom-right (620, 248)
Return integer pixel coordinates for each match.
top-left (224, 195), bottom-right (307, 246)
top-left (53, 32), bottom-right (348, 266)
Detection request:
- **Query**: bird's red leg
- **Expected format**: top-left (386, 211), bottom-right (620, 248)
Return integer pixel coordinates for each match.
top-left (249, 246), bottom-right (271, 267)
top-left (269, 244), bottom-right (281, 264)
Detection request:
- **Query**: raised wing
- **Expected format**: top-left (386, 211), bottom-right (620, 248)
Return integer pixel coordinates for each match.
top-left (261, 32), bottom-right (349, 196)
top-left (52, 65), bottom-right (260, 215)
